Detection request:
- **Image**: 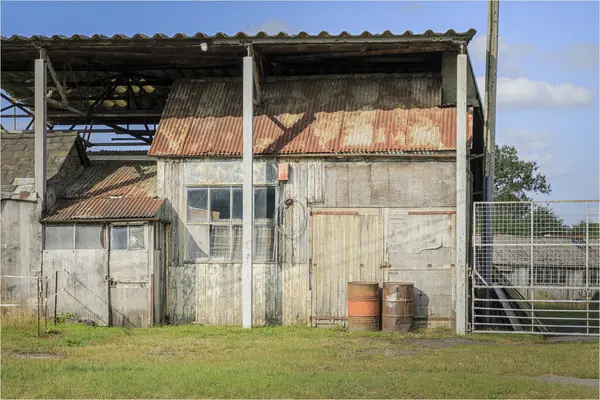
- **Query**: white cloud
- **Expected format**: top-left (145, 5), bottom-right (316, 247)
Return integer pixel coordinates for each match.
top-left (248, 20), bottom-right (290, 35)
top-left (498, 129), bottom-right (571, 179)
top-left (469, 36), bottom-right (599, 75)
top-left (545, 43), bottom-right (600, 71)
top-left (469, 34), bottom-right (536, 76)
top-left (476, 76), bottom-right (594, 108)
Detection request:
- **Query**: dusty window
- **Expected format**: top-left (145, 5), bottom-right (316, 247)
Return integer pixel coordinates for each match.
top-left (185, 186), bottom-right (276, 262)
top-left (111, 225), bottom-right (146, 250)
top-left (129, 225), bottom-right (145, 250)
top-left (111, 226), bottom-right (128, 250)
top-left (45, 224), bottom-right (75, 250)
top-left (75, 224), bottom-right (105, 249)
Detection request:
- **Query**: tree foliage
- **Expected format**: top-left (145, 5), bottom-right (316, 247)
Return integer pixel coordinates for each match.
top-left (494, 144), bottom-right (551, 202)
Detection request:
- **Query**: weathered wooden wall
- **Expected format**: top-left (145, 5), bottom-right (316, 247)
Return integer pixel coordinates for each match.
top-left (158, 157), bottom-right (458, 327)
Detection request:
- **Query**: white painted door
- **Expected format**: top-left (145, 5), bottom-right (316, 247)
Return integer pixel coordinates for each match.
top-left (383, 210), bottom-right (455, 326)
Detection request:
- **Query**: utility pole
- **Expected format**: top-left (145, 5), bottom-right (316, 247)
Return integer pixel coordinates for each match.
top-left (482, 0), bottom-right (500, 327)
top-left (484, 0), bottom-right (499, 200)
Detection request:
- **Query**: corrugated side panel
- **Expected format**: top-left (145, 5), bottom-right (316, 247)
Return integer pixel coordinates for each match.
top-left (149, 76), bottom-right (473, 157)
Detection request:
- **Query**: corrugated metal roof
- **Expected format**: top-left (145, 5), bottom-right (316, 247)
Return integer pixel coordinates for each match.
top-left (44, 161), bottom-right (163, 221)
top-left (44, 197), bottom-right (164, 221)
top-left (149, 76), bottom-right (472, 157)
top-left (1, 29), bottom-right (476, 42)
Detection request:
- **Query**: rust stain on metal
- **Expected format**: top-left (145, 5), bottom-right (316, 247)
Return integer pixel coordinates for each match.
top-left (408, 211), bottom-right (456, 215)
top-left (45, 162), bottom-right (163, 221)
top-left (149, 76), bottom-right (473, 157)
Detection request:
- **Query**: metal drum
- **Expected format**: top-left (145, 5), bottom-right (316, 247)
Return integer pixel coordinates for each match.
top-left (347, 282), bottom-right (380, 331)
top-left (382, 282), bottom-right (414, 333)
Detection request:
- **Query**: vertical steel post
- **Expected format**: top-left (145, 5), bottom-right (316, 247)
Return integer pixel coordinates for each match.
top-left (242, 55), bottom-right (254, 329)
top-left (35, 56), bottom-right (47, 211)
top-left (530, 202), bottom-right (534, 332)
top-left (585, 202), bottom-right (590, 334)
top-left (455, 48), bottom-right (468, 335)
top-left (54, 270), bottom-right (58, 324)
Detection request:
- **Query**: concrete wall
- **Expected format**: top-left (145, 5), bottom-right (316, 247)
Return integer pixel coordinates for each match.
top-left (0, 200), bottom-right (42, 308)
top-left (158, 157), bottom-right (458, 327)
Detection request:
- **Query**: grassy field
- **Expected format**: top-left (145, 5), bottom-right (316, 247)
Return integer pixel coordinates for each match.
top-left (1, 321), bottom-right (599, 399)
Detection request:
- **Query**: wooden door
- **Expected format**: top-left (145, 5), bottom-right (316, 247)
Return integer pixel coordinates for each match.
top-left (310, 209), bottom-right (383, 325)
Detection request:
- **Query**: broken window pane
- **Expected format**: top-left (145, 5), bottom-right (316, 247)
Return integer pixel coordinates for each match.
top-left (255, 187), bottom-right (276, 222)
top-left (187, 188), bottom-right (209, 222)
top-left (75, 224), bottom-right (104, 249)
top-left (129, 225), bottom-right (145, 250)
top-left (186, 225), bottom-right (210, 261)
top-left (255, 225), bottom-right (275, 262)
top-left (45, 224), bottom-right (74, 250)
top-left (210, 188), bottom-right (230, 221)
top-left (210, 225), bottom-right (230, 260)
top-left (111, 226), bottom-right (128, 250)
top-left (232, 187), bottom-right (243, 222)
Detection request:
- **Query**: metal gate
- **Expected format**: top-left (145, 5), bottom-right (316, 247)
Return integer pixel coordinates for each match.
top-left (471, 200), bottom-right (600, 335)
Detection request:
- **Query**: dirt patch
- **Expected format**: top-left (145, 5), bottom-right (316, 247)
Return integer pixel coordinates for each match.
top-left (405, 338), bottom-right (480, 348)
top-left (534, 375), bottom-right (600, 387)
top-left (6, 351), bottom-right (61, 359)
top-left (358, 348), bottom-right (419, 357)
top-left (545, 336), bottom-right (600, 343)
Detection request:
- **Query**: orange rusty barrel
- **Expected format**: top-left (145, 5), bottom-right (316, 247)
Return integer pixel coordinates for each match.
top-left (382, 282), bottom-right (414, 333)
top-left (347, 282), bottom-right (380, 331)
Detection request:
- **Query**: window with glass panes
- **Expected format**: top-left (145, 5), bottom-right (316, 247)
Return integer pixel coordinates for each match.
top-left (186, 186), bottom-right (276, 262)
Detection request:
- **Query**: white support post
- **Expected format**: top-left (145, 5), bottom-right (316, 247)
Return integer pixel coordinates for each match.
top-left (242, 55), bottom-right (254, 329)
top-left (35, 57), bottom-right (47, 212)
top-left (455, 50), bottom-right (468, 335)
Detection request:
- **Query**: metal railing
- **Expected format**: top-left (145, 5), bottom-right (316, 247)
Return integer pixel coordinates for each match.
top-left (471, 200), bottom-right (600, 336)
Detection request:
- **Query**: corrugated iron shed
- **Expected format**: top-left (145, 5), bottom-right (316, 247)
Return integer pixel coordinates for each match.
top-left (44, 162), bottom-right (163, 221)
top-left (149, 75), bottom-right (472, 157)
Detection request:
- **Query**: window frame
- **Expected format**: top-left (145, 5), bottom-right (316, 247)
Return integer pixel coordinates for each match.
top-left (110, 223), bottom-right (147, 251)
top-left (44, 223), bottom-right (106, 250)
top-left (185, 184), bottom-right (278, 263)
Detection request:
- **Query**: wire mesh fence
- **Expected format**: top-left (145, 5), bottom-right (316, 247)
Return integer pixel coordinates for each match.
top-left (472, 200), bottom-right (600, 335)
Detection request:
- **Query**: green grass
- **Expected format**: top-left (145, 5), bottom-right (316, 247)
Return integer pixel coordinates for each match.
top-left (1, 321), bottom-right (599, 399)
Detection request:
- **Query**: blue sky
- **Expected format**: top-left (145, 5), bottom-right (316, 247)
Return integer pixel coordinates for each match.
top-left (2, 1), bottom-right (599, 212)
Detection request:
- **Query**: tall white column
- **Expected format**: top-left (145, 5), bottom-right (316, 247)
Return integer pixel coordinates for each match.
top-left (242, 56), bottom-right (254, 329)
top-left (35, 57), bottom-right (47, 212)
top-left (455, 50), bottom-right (468, 335)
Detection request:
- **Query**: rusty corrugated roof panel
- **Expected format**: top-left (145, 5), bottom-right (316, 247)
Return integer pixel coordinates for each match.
top-left (44, 161), bottom-right (162, 221)
top-left (61, 163), bottom-right (157, 199)
top-left (149, 76), bottom-right (472, 157)
top-left (44, 197), bottom-right (164, 221)
top-left (1, 29), bottom-right (476, 43)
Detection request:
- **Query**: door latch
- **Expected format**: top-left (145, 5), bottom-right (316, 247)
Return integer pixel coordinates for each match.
top-left (380, 262), bottom-right (392, 269)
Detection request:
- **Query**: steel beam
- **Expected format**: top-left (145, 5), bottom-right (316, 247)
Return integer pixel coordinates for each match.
top-left (242, 55), bottom-right (254, 329)
top-left (35, 58), bottom-right (47, 211)
top-left (40, 49), bottom-right (69, 106)
top-left (455, 49), bottom-right (468, 335)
